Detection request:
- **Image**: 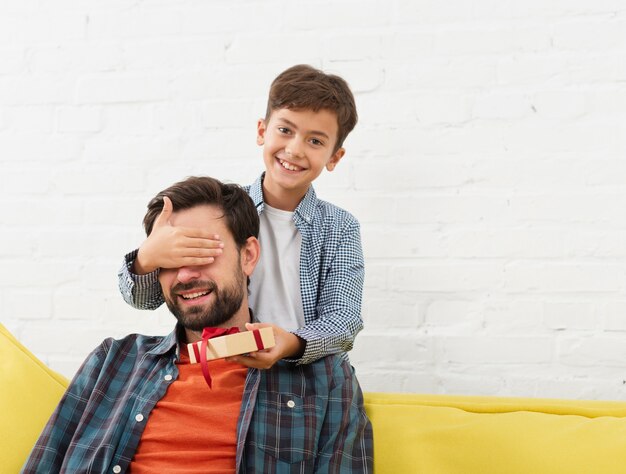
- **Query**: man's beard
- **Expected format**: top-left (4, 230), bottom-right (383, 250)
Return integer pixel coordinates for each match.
top-left (164, 270), bottom-right (245, 331)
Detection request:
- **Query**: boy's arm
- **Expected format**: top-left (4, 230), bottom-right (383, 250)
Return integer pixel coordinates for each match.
top-left (22, 346), bottom-right (106, 473)
top-left (294, 218), bottom-right (364, 365)
top-left (118, 249), bottom-right (165, 310)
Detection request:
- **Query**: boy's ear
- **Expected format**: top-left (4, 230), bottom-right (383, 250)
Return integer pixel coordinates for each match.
top-left (325, 147), bottom-right (345, 172)
top-left (256, 119), bottom-right (266, 146)
top-left (241, 236), bottom-right (261, 277)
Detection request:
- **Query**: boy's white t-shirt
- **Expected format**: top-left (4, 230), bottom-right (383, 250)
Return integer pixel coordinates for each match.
top-left (248, 204), bottom-right (305, 332)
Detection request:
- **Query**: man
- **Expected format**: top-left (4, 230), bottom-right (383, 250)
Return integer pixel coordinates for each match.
top-left (23, 176), bottom-right (373, 473)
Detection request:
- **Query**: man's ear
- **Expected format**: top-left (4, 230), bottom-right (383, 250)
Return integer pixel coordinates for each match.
top-left (256, 119), bottom-right (267, 146)
top-left (325, 147), bottom-right (345, 172)
top-left (241, 236), bottom-right (260, 277)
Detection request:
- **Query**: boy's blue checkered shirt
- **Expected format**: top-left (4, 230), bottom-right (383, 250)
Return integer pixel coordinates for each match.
top-left (22, 327), bottom-right (373, 473)
top-left (118, 173), bottom-right (365, 365)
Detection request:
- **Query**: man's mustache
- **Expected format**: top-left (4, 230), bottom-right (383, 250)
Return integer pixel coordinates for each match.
top-left (171, 280), bottom-right (218, 294)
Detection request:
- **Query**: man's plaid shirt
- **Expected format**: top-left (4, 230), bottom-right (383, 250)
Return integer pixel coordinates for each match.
top-left (118, 173), bottom-right (365, 365)
top-left (22, 327), bottom-right (373, 473)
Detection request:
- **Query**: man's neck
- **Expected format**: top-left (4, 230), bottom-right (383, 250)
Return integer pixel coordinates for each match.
top-left (184, 308), bottom-right (252, 344)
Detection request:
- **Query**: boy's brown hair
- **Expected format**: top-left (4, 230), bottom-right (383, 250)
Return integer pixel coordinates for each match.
top-left (265, 64), bottom-right (358, 153)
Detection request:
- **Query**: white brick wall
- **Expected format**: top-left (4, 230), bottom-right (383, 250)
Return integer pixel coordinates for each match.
top-left (2, 0), bottom-right (626, 400)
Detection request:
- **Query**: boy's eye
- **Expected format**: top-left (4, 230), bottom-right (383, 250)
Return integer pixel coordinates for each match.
top-left (310, 138), bottom-right (324, 146)
top-left (278, 127), bottom-right (291, 134)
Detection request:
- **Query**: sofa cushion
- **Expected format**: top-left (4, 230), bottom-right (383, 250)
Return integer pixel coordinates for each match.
top-left (364, 392), bottom-right (626, 474)
top-left (0, 323), bottom-right (69, 473)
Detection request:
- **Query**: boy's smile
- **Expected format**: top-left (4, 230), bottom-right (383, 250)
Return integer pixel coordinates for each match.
top-left (257, 108), bottom-right (345, 211)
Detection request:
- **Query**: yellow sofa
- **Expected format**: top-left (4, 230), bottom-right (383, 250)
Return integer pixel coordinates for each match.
top-left (4, 322), bottom-right (626, 473)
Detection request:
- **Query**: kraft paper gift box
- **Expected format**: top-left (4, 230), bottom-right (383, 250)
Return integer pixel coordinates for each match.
top-left (187, 327), bottom-right (276, 364)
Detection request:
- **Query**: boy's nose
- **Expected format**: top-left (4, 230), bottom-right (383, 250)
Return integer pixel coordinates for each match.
top-left (286, 141), bottom-right (304, 158)
top-left (176, 266), bottom-right (201, 283)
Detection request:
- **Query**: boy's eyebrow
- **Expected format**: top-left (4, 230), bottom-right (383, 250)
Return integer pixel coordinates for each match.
top-left (277, 117), bottom-right (330, 140)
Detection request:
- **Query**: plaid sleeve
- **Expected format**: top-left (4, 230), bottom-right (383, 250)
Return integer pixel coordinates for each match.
top-left (117, 249), bottom-right (165, 310)
top-left (293, 218), bottom-right (365, 365)
top-left (21, 345), bottom-right (107, 473)
top-left (314, 359), bottom-right (374, 472)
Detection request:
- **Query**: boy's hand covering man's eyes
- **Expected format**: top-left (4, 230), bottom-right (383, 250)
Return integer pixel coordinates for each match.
top-left (133, 196), bottom-right (224, 275)
top-left (227, 323), bottom-right (306, 369)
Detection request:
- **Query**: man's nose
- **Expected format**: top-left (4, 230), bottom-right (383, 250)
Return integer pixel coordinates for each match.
top-left (176, 266), bottom-right (201, 284)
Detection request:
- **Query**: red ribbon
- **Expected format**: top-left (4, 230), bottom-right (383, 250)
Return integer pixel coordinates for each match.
top-left (198, 327), bottom-right (240, 388)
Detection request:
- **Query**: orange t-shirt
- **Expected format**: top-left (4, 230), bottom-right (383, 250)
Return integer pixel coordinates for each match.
top-left (130, 346), bottom-right (247, 474)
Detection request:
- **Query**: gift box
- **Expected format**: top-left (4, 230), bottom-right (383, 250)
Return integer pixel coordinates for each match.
top-left (187, 327), bottom-right (276, 364)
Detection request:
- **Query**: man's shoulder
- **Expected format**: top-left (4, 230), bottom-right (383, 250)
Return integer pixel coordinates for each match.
top-left (94, 332), bottom-right (171, 359)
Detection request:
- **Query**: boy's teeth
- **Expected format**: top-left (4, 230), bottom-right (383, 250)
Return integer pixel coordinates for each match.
top-left (279, 159), bottom-right (301, 171)
top-left (181, 291), bottom-right (209, 300)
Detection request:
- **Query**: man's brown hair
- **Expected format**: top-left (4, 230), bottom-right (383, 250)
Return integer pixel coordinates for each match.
top-left (265, 64), bottom-right (358, 153)
top-left (143, 176), bottom-right (259, 249)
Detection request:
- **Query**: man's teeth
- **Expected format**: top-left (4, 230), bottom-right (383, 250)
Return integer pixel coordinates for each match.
top-left (181, 291), bottom-right (209, 300)
top-left (279, 159), bottom-right (302, 171)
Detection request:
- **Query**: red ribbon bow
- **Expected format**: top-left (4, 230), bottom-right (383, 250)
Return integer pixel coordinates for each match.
top-left (198, 327), bottom-right (240, 388)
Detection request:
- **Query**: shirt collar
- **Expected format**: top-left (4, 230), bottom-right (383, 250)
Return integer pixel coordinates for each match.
top-left (148, 325), bottom-right (183, 359)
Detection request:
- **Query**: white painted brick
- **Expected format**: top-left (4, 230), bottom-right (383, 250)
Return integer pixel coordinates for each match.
top-left (102, 104), bottom-right (155, 134)
top-left (53, 285), bottom-right (108, 320)
top-left (351, 330), bottom-right (434, 368)
top-left (0, 135), bottom-right (81, 161)
top-left (76, 73), bottom-right (170, 104)
top-left (394, 195), bottom-right (510, 225)
top-left (57, 106), bottom-right (102, 132)
top-left (0, 75), bottom-right (75, 105)
top-left (0, 165), bottom-right (54, 195)
top-left (362, 227), bottom-right (446, 259)
top-left (425, 300), bottom-right (481, 328)
top-left (87, 8), bottom-right (182, 40)
top-left (482, 300), bottom-right (546, 333)
top-left (391, 263), bottom-right (504, 293)
top-left (532, 90), bottom-right (587, 119)
top-left (5, 104), bottom-right (55, 133)
top-left (27, 43), bottom-right (124, 73)
top-left (4, 289), bottom-right (52, 320)
top-left (559, 337), bottom-right (626, 368)
top-left (603, 301), bottom-right (626, 331)
top-left (553, 18), bottom-right (626, 51)
top-left (544, 302), bottom-right (597, 330)
top-left (472, 93), bottom-right (531, 120)
top-left (1, 199), bottom-right (83, 226)
top-left (0, 47), bottom-right (25, 74)
top-left (440, 373), bottom-right (504, 396)
top-left (504, 263), bottom-right (624, 293)
top-left (362, 295), bottom-right (421, 329)
top-left (122, 38), bottom-right (225, 70)
top-left (15, 13), bottom-right (86, 43)
top-left (324, 34), bottom-right (383, 61)
top-left (439, 336), bottom-right (553, 364)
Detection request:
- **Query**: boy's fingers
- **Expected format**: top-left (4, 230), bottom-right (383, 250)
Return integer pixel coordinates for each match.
top-left (153, 196), bottom-right (173, 229)
top-left (182, 236), bottom-right (225, 249)
top-left (179, 229), bottom-right (222, 241)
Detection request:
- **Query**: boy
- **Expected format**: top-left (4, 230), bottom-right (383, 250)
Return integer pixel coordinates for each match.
top-left (118, 64), bottom-right (363, 368)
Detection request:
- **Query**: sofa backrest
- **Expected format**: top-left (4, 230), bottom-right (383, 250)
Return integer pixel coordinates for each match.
top-left (0, 323), bottom-right (69, 473)
top-left (364, 392), bottom-right (626, 473)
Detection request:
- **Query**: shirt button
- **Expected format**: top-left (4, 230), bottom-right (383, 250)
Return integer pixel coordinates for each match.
top-left (287, 400), bottom-right (296, 408)
top-left (112, 466), bottom-right (122, 473)
top-left (164, 374), bottom-right (173, 381)
top-left (135, 413), bottom-right (144, 422)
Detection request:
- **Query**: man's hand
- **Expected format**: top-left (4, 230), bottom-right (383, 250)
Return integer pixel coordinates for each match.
top-left (227, 322), bottom-right (306, 369)
top-left (133, 196), bottom-right (224, 275)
